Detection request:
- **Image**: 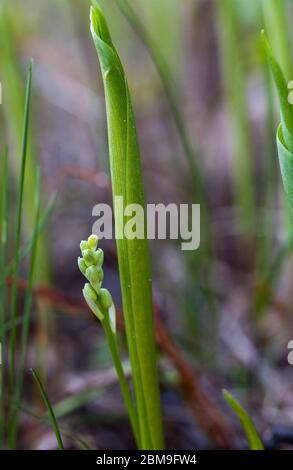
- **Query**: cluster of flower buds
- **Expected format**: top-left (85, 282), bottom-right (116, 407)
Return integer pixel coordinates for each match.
top-left (78, 234), bottom-right (115, 328)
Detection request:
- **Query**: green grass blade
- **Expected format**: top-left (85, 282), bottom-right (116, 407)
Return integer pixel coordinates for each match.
top-left (31, 368), bottom-right (64, 450)
top-left (0, 3), bottom-right (51, 383)
top-left (9, 168), bottom-right (41, 447)
top-left (223, 389), bottom-right (264, 450)
top-left (53, 387), bottom-right (106, 420)
top-left (90, 3), bottom-right (164, 449)
top-left (9, 60), bottom-right (33, 397)
top-left (0, 3), bottom-right (50, 285)
top-left (0, 145), bottom-right (9, 448)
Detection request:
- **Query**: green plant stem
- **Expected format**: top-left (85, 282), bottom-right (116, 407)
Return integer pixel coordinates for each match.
top-left (102, 316), bottom-right (140, 446)
top-left (9, 61), bottom-right (33, 399)
top-left (31, 368), bottom-right (64, 450)
top-left (0, 146), bottom-right (8, 449)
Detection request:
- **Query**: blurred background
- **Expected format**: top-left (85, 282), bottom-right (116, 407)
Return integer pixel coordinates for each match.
top-left (1, 0), bottom-right (293, 449)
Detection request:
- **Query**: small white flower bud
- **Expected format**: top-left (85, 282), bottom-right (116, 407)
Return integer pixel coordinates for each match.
top-left (100, 288), bottom-right (113, 309)
top-left (83, 283), bottom-right (104, 321)
top-left (78, 257), bottom-right (87, 275)
top-left (93, 248), bottom-right (104, 267)
top-left (83, 282), bottom-right (97, 302)
top-left (80, 240), bottom-right (88, 253)
top-left (85, 265), bottom-right (102, 294)
top-left (83, 249), bottom-right (95, 267)
top-left (98, 268), bottom-right (104, 282)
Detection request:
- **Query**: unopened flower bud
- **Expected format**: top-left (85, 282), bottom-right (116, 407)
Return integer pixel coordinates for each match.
top-left (100, 288), bottom-right (113, 309)
top-left (86, 265), bottom-right (102, 293)
top-left (80, 240), bottom-right (88, 253)
top-left (88, 234), bottom-right (98, 251)
top-left (83, 283), bottom-right (104, 321)
top-left (83, 249), bottom-right (95, 267)
top-left (98, 268), bottom-right (104, 282)
top-left (83, 282), bottom-right (97, 302)
top-left (93, 248), bottom-right (104, 267)
top-left (78, 257), bottom-right (87, 275)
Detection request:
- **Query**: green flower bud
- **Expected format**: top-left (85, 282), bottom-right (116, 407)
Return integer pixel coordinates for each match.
top-left (93, 248), bottom-right (104, 267)
top-left (83, 249), bottom-right (95, 267)
top-left (80, 240), bottom-right (88, 253)
top-left (100, 288), bottom-right (113, 309)
top-left (83, 283), bottom-right (104, 321)
top-left (83, 282), bottom-right (97, 302)
top-left (85, 265), bottom-right (102, 294)
top-left (77, 257), bottom-right (87, 275)
top-left (99, 268), bottom-right (104, 283)
top-left (87, 234), bottom-right (98, 251)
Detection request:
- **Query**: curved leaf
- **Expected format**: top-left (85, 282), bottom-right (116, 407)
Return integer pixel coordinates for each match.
top-left (90, 3), bottom-right (164, 449)
top-left (223, 390), bottom-right (264, 450)
top-left (262, 31), bottom-right (293, 216)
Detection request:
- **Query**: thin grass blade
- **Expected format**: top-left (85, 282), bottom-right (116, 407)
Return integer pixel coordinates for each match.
top-left (9, 168), bottom-right (41, 446)
top-left (9, 60), bottom-right (33, 395)
top-left (223, 389), bottom-right (264, 450)
top-left (31, 368), bottom-right (64, 450)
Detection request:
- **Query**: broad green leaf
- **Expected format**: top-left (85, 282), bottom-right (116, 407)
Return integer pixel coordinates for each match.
top-left (223, 390), bottom-right (264, 450)
top-left (90, 3), bottom-right (164, 449)
top-left (261, 31), bottom-right (293, 149)
top-left (262, 31), bottom-right (293, 217)
top-left (261, 0), bottom-right (293, 80)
